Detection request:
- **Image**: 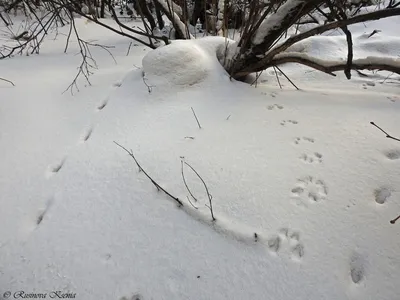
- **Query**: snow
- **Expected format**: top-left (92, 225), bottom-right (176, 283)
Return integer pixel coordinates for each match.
top-left (1, 10), bottom-right (400, 300)
top-left (252, 0), bottom-right (303, 45)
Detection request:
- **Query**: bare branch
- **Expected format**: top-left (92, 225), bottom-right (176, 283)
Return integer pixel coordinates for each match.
top-left (191, 107), bottom-right (202, 129)
top-left (0, 77), bottom-right (15, 86)
top-left (114, 141), bottom-right (184, 207)
top-left (370, 122), bottom-right (400, 142)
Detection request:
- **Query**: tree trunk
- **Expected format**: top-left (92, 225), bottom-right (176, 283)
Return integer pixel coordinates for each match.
top-left (100, 0), bottom-right (105, 18)
top-left (154, 0), bottom-right (164, 29)
top-left (191, 0), bottom-right (205, 26)
top-left (135, 0), bottom-right (157, 30)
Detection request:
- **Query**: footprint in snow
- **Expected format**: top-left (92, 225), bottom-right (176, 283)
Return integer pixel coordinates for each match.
top-left (294, 137), bottom-right (315, 145)
top-left (349, 254), bottom-right (366, 284)
top-left (387, 96), bottom-right (398, 102)
top-left (374, 187), bottom-right (391, 204)
top-left (80, 126), bottom-right (93, 143)
top-left (280, 120), bottom-right (298, 126)
top-left (384, 149), bottom-right (400, 160)
top-left (267, 104), bottom-right (284, 110)
top-left (267, 228), bottom-right (304, 261)
top-left (299, 152), bottom-right (323, 164)
top-left (291, 176), bottom-right (328, 205)
top-left (119, 294), bottom-right (143, 300)
top-left (36, 196), bottom-right (55, 227)
top-left (46, 158), bottom-right (66, 178)
top-left (97, 96), bottom-right (109, 111)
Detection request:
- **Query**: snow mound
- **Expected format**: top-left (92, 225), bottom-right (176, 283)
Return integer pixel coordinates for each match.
top-left (142, 37), bottom-right (230, 87)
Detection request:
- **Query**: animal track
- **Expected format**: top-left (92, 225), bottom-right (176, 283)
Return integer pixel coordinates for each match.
top-left (294, 137), bottom-right (315, 144)
top-left (119, 294), bottom-right (143, 300)
top-left (280, 120), bottom-right (298, 126)
top-left (81, 127), bottom-right (93, 142)
top-left (267, 104), bottom-right (284, 110)
top-left (97, 97), bottom-right (109, 111)
top-left (291, 176), bottom-right (328, 203)
top-left (384, 149), bottom-right (400, 160)
top-left (300, 152), bottom-right (323, 164)
top-left (349, 254), bottom-right (365, 284)
top-left (387, 96), bottom-right (398, 102)
top-left (374, 187), bottom-right (391, 204)
top-left (267, 228), bottom-right (304, 261)
top-left (46, 158), bottom-right (66, 178)
top-left (36, 196), bottom-right (54, 226)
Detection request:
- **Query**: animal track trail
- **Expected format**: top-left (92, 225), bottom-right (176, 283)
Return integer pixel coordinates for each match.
top-left (267, 104), bottom-right (284, 110)
top-left (280, 120), bottom-right (298, 126)
top-left (80, 126), bottom-right (93, 143)
top-left (384, 149), bottom-right (400, 160)
top-left (46, 158), bottom-right (66, 178)
top-left (300, 152), bottom-right (323, 164)
top-left (36, 196), bottom-right (55, 227)
top-left (97, 96), bottom-right (109, 111)
top-left (349, 254), bottom-right (365, 284)
top-left (387, 95), bottom-right (398, 102)
top-left (374, 187), bottom-right (391, 204)
top-left (267, 228), bottom-right (304, 261)
top-left (119, 293), bottom-right (143, 300)
top-left (294, 137), bottom-right (315, 145)
top-left (291, 176), bottom-right (328, 204)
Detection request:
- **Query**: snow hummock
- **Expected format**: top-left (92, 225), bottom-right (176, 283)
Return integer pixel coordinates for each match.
top-left (142, 37), bottom-right (229, 86)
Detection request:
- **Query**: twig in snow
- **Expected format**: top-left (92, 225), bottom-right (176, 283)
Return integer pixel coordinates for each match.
top-left (390, 215), bottom-right (400, 224)
top-left (114, 141), bottom-right (183, 206)
top-left (274, 65), bottom-right (300, 90)
top-left (226, 115), bottom-right (231, 120)
top-left (191, 107), bottom-right (202, 129)
top-left (183, 161), bottom-right (216, 221)
top-left (126, 42), bottom-right (133, 56)
top-left (0, 77), bottom-right (15, 86)
top-left (142, 77), bottom-right (153, 93)
top-left (370, 122), bottom-right (400, 142)
top-left (367, 29), bottom-right (381, 38)
top-left (184, 136), bottom-right (195, 139)
top-left (273, 66), bottom-right (282, 89)
top-left (181, 160), bottom-right (200, 204)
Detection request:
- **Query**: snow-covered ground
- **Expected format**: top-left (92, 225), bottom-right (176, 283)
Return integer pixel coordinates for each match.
top-left (1, 13), bottom-right (399, 300)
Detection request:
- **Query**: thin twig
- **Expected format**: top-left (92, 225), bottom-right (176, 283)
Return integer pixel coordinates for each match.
top-left (274, 65), bottom-right (300, 90)
top-left (181, 160), bottom-right (200, 203)
top-left (191, 107), bottom-right (201, 129)
top-left (114, 141), bottom-right (184, 206)
top-left (370, 122), bottom-right (400, 142)
top-left (184, 161), bottom-right (216, 221)
top-left (273, 66), bottom-right (282, 89)
top-left (0, 77), bottom-right (15, 86)
top-left (390, 214), bottom-right (400, 224)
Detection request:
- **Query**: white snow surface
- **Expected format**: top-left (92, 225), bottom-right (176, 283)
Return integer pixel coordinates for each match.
top-left (1, 14), bottom-right (400, 300)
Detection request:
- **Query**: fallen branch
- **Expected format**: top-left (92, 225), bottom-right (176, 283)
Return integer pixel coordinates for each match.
top-left (370, 122), bottom-right (400, 142)
top-left (191, 107), bottom-right (201, 129)
top-left (0, 77), bottom-right (15, 86)
top-left (114, 141), bottom-right (184, 206)
top-left (390, 215), bottom-right (400, 224)
top-left (257, 53), bottom-right (400, 78)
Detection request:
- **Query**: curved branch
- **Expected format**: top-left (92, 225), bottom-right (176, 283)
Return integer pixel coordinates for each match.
top-left (265, 53), bottom-right (400, 77)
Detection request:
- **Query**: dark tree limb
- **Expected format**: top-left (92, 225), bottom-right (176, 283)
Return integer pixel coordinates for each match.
top-left (370, 122), bottom-right (400, 142)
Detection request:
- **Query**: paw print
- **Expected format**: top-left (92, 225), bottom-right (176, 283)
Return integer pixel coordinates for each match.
top-left (291, 176), bottom-right (328, 204)
top-left (281, 120), bottom-right (298, 126)
top-left (267, 104), bottom-right (283, 110)
top-left (267, 228), bottom-right (304, 261)
top-left (299, 152), bottom-right (323, 164)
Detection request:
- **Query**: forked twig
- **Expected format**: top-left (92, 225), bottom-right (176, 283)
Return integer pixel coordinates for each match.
top-left (114, 141), bottom-right (183, 206)
top-left (183, 161), bottom-right (216, 221)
